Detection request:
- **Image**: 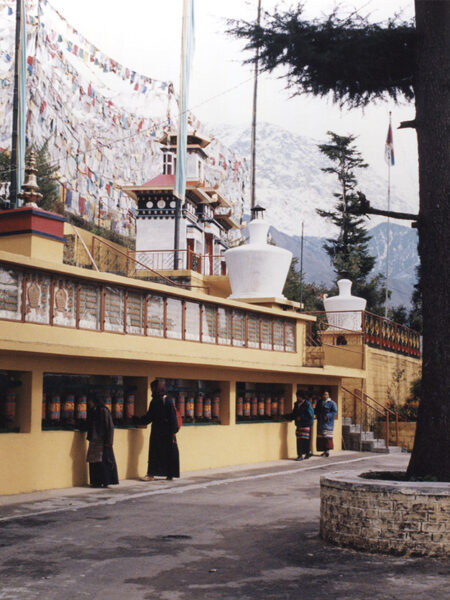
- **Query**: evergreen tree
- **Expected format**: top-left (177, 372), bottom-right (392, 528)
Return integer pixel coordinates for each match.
top-left (27, 141), bottom-right (61, 212)
top-left (316, 132), bottom-right (385, 313)
top-left (0, 143), bottom-right (60, 212)
top-left (230, 1), bottom-right (450, 481)
top-left (283, 257), bottom-right (328, 311)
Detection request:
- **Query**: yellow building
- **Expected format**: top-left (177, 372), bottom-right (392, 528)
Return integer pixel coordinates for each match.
top-left (0, 206), bottom-right (421, 496)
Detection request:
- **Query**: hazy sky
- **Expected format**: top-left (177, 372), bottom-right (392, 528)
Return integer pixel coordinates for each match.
top-left (49, 0), bottom-right (419, 205)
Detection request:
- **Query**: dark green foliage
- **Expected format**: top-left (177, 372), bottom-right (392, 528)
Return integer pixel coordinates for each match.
top-left (283, 257), bottom-right (328, 311)
top-left (0, 143), bottom-right (60, 212)
top-left (316, 131), bottom-right (386, 313)
top-left (408, 265), bottom-right (423, 333)
top-left (388, 304), bottom-right (409, 325)
top-left (65, 212), bottom-right (135, 250)
top-left (228, 6), bottom-right (415, 107)
top-left (27, 141), bottom-right (61, 212)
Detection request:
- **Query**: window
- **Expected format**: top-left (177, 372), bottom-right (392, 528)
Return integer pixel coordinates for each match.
top-left (202, 305), bottom-right (217, 343)
top-left (218, 307), bottom-right (231, 345)
top-left (261, 318), bottom-right (273, 350)
top-left (285, 321), bottom-right (296, 352)
top-left (126, 291), bottom-right (145, 335)
top-left (273, 319), bottom-right (284, 351)
top-left (247, 314), bottom-right (259, 349)
top-left (185, 301), bottom-right (200, 341)
top-left (166, 297), bottom-right (182, 339)
top-left (104, 286), bottom-right (124, 332)
top-left (147, 295), bottom-right (164, 337)
top-left (232, 310), bottom-right (245, 347)
top-left (78, 283), bottom-right (101, 330)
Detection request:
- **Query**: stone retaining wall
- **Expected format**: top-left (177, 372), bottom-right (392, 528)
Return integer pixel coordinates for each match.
top-left (320, 472), bottom-right (450, 557)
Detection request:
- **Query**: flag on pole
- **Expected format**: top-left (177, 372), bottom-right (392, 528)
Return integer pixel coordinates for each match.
top-left (174, 0), bottom-right (195, 203)
top-left (385, 119), bottom-right (395, 166)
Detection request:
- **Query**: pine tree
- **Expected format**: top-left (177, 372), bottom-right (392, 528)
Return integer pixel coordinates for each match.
top-left (316, 132), bottom-right (385, 313)
top-left (283, 257), bottom-right (328, 311)
top-left (1, 142), bottom-right (60, 212)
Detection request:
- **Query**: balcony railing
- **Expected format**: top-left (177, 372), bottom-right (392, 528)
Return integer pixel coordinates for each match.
top-left (305, 310), bottom-right (421, 359)
top-left (135, 249), bottom-right (227, 276)
top-left (0, 260), bottom-right (297, 353)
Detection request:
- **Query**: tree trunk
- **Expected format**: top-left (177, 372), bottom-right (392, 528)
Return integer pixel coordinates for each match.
top-left (407, 1), bottom-right (450, 480)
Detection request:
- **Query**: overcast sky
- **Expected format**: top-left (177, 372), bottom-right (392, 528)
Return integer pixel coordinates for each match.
top-left (49, 0), bottom-right (419, 205)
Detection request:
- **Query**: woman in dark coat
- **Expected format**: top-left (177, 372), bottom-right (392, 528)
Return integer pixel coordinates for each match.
top-left (135, 379), bottom-right (180, 481)
top-left (86, 396), bottom-right (119, 488)
top-left (290, 390), bottom-right (315, 461)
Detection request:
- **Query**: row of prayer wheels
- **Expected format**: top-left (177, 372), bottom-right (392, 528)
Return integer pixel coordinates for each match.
top-left (236, 394), bottom-right (286, 419)
top-left (171, 392), bottom-right (221, 423)
top-left (42, 391), bottom-right (135, 425)
top-left (0, 392), bottom-right (17, 423)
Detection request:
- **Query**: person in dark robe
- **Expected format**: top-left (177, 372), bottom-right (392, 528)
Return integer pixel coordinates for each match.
top-left (134, 379), bottom-right (180, 481)
top-left (314, 390), bottom-right (338, 457)
top-left (86, 396), bottom-right (119, 488)
top-left (289, 390), bottom-right (315, 461)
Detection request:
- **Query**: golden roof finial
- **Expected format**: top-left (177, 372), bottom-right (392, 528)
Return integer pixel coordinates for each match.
top-left (18, 150), bottom-right (43, 207)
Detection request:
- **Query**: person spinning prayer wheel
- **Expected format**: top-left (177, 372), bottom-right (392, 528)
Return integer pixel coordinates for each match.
top-left (288, 390), bottom-right (314, 461)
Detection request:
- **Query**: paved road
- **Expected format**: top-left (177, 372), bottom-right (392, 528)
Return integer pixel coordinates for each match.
top-left (0, 452), bottom-right (448, 600)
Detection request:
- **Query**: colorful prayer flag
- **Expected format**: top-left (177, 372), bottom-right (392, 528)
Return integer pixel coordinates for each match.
top-left (385, 120), bottom-right (395, 166)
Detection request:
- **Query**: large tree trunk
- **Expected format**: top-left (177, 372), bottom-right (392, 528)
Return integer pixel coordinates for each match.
top-left (407, 1), bottom-right (450, 480)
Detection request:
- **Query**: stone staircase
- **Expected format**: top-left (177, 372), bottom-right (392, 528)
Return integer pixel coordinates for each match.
top-left (342, 417), bottom-right (403, 453)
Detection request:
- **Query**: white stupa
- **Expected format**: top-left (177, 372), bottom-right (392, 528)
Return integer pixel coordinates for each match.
top-left (224, 207), bottom-right (292, 300)
top-left (323, 279), bottom-right (367, 331)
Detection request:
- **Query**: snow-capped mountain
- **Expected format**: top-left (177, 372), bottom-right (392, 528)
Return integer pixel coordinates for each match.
top-left (211, 122), bottom-right (418, 239)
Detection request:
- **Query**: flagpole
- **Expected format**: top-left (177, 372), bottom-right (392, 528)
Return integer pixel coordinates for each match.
top-left (384, 111), bottom-right (392, 318)
top-left (299, 221), bottom-right (304, 309)
top-left (250, 0), bottom-right (262, 218)
top-left (10, 0), bottom-right (26, 208)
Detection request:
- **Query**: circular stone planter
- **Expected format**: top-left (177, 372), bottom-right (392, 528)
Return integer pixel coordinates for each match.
top-left (320, 471), bottom-right (450, 557)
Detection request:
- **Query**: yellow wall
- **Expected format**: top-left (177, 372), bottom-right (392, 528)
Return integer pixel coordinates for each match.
top-left (0, 352), bottom-right (344, 495)
top-left (342, 346), bottom-right (421, 421)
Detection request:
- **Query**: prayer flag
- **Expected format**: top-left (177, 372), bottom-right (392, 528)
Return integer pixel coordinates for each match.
top-left (385, 121), bottom-right (395, 166)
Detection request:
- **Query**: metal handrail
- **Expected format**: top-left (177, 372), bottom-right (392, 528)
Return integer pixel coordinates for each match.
top-left (89, 235), bottom-right (209, 291)
top-left (342, 386), bottom-right (400, 449)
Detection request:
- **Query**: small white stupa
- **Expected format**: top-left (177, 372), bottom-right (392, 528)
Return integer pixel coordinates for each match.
top-left (224, 206), bottom-right (292, 300)
top-left (323, 279), bottom-right (367, 331)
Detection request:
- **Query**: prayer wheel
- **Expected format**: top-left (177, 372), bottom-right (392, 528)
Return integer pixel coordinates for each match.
top-left (176, 392), bottom-right (186, 418)
top-left (236, 396), bottom-right (243, 418)
top-left (102, 391), bottom-right (112, 412)
top-left (186, 395), bottom-right (194, 421)
top-left (278, 396), bottom-right (285, 417)
top-left (212, 395), bottom-right (220, 420)
top-left (76, 394), bottom-right (87, 421)
top-left (243, 394), bottom-right (251, 417)
top-left (113, 392), bottom-right (124, 421)
top-left (257, 395), bottom-right (265, 417)
top-left (271, 397), bottom-right (278, 417)
top-left (265, 395), bottom-right (272, 417)
top-left (250, 394), bottom-right (258, 418)
top-left (47, 394), bottom-right (61, 422)
top-left (203, 396), bottom-right (212, 420)
top-left (62, 394), bottom-right (75, 423)
top-left (3, 391), bottom-right (17, 421)
top-left (125, 394), bottom-right (135, 420)
top-left (195, 394), bottom-right (204, 420)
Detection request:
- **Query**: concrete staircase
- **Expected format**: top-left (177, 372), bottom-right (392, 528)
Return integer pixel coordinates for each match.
top-left (342, 417), bottom-right (403, 453)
